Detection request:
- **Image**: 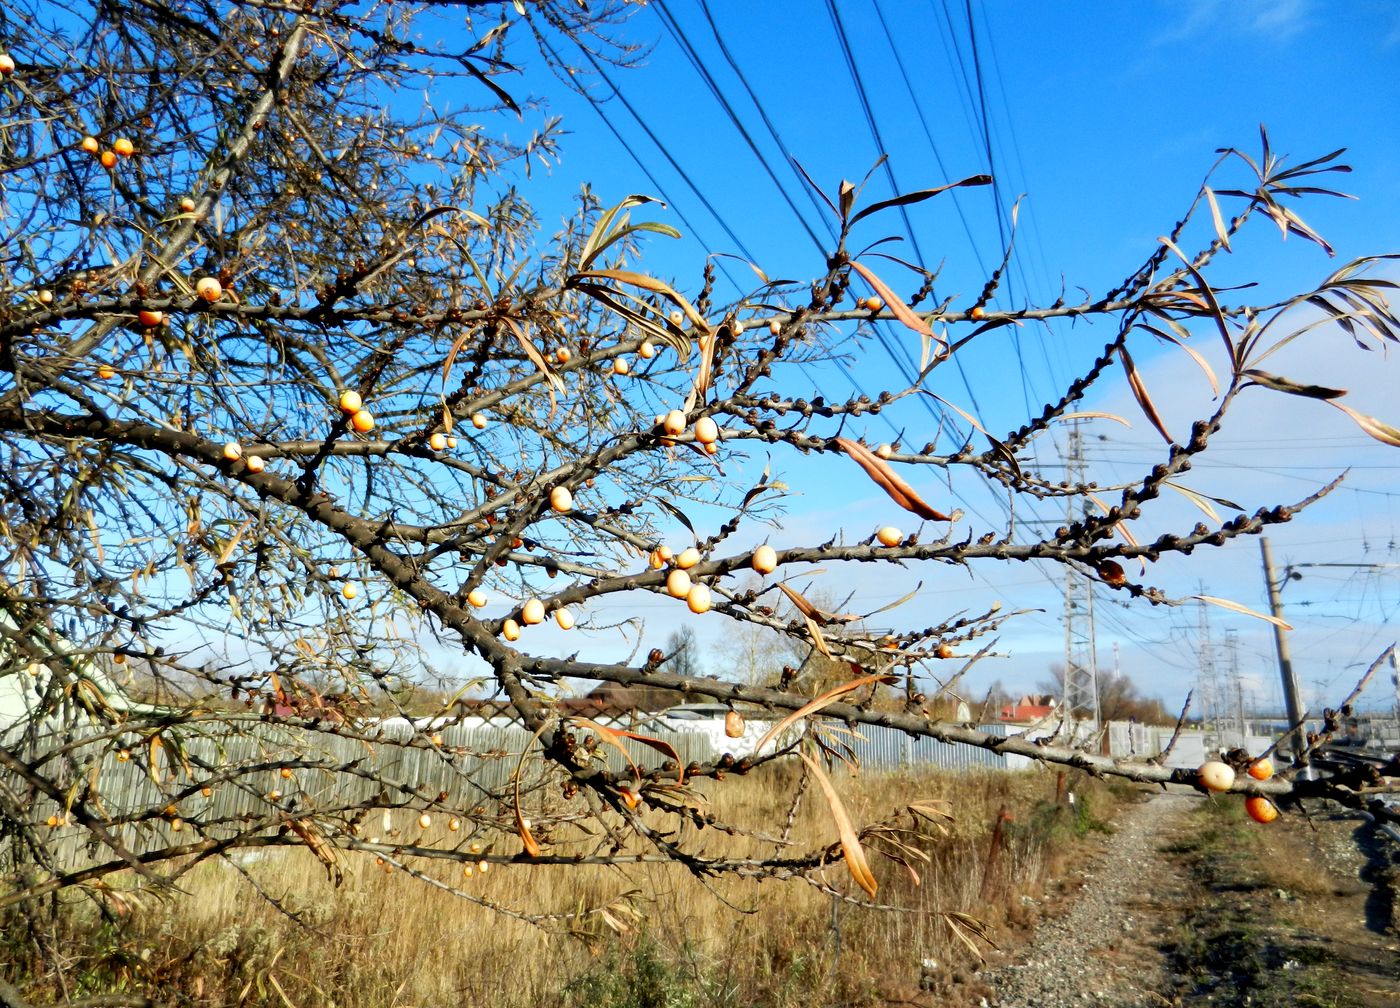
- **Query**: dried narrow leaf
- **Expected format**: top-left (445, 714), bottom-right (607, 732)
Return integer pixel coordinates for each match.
top-left (216, 520), bottom-right (252, 566)
top-left (572, 283), bottom-right (691, 358)
top-left (848, 260), bottom-right (939, 345)
top-left (753, 674), bottom-right (897, 755)
top-left (683, 327), bottom-right (716, 412)
top-left (1330, 401), bottom-right (1400, 447)
top-left (861, 581), bottom-right (923, 619)
top-left (1117, 345), bottom-right (1174, 445)
top-left (512, 719), bottom-right (555, 858)
top-left (1053, 411), bottom-right (1132, 428)
top-left (655, 498), bottom-right (696, 538)
top-left (287, 819), bottom-right (342, 885)
top-left (848, 175), bottom-right (993, 226)
top-left (799, 752), bottom-right (878, 898)
top-left (570, 717), bottom-right (640, 781)
top-left (1159, 236), bottom-right (1237, 363)
top-left (1139, 324), bottom-right (1220, 398)
top-left (569, 269), bottom-right (709, 332)
top-left (1162, 481), bottom-right (1221, 524)
top-left (925, 392), bottom-right (1025, 482)
top-left (839, 180), bottom-right (857, 221)
top-left (1203, 186), bottom-right (1231, 252)
top-left (943, 911), bottom-right (999, 960)
top-left (1191, 594), bottom-right (1292, 631)
top-left (804, 614), bottom-right (832, 658)
top-left (835, 437), bottom-right (951, 521)
top-left (579, 194), bottom-right (665, 269)
top-left (572, 716), bottom-right (685, 784)
top-left (1085, 491), bottom-right (1144, 573)
top-left (1242, 370), bottom-right (1346, 399)
top-left (503, 318), bottom-right (564, 394)
top-left (791, 158), bottom-right (840, 218)
top-left (776, 581), bottom-right (822, 622)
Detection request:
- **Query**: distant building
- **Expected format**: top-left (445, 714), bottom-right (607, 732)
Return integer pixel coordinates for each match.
top-left (999, 694), bottom-right (1061, 723)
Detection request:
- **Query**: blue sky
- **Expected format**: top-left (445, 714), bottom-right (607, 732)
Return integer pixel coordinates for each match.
top-left (434, 1), bottom-right (1400, 715)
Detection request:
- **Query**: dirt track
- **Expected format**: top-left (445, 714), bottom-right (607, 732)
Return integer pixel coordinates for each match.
top-left (969, 789), bottom-right (1400, 1007)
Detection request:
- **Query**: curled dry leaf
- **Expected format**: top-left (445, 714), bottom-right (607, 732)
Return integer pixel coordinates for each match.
top-left (1117, 345), bottom-right (1173, 445)
top-left (1329, 401), bottom-right (1400, 447)
top-left (1243, 369), bottom-right (1346, 399)
top-left (799, 752), bottom-right (878, 899)
top-left (753, 674), bottom-right (897, 755)
top-left (835, 437), bottom-right (951, 521)
top-left (1191, 594), bottom-right (1292, 631)
top-left (847, 260), bottom-right (945, 355)
top-left (571, 716), bottom-right (685, 785)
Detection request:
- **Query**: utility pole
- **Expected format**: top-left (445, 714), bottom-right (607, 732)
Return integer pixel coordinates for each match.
top-left (1260, 537), bottom-right (1307, 759)
top-left (1061, 421), bottom-right (1101, 735)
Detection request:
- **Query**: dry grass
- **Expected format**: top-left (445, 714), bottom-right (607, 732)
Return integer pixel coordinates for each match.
top-left (2, 765), bottom-right (1135, 1008)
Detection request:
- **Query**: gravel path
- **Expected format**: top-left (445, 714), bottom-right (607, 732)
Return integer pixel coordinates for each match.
top-left (978, 790), bottom-right (1195, 1008)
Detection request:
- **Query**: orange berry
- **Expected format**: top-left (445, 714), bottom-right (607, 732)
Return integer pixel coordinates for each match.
top-left (638, 340), bottom-right (656, 359)
top-left (1247, 758), bottom-right (1274, 781)
top-left (179, 196), bottom-right (196, 213)
top-left (1244, 796), bottom-right (1279, 824)
top-left (471, 412), bottom-right (487, 430)
top-left (99, 150), bottom-right (117, 169)
top-left (341, 583), bottom-right (358, 600)
top-left (467, 589), bottom-right (487, 608)
top-left (555, 607), bottom-right (575, 630)
top-left (96, 364), bottom-right (116, 380)
top-left (244, 454), bottom-right (265, 473)
top-left (137, 309), bottom-right (163, 327)
top-left (666, 569), bottom-right (691, 599)
top-left (555, 347), bottom-right (571, 364)
top-left (863, 296), bottom-right (884, 312)
top-left (195, 276), bottom-right (222, 302)
top-left (112, 138), bottom-right (134, 157)
top-left (501, 618), bottom-right (520, 642)
top-left (686, 583), bottom-right (711, 614)
top-left (350, 409), bottom-right (375, 433)
top-left (1197, 760), bottom-right (1236, 793)
top-left (675, 547), bottom-right (701, 570)
top-left (693, 416), bottom-right (719, 445)
top-left (662, 410), bottom-right (686, 436)
top-left (725, 710), bottom-right (744, 738)
top-left (970, 306), bottom-right (986, 320)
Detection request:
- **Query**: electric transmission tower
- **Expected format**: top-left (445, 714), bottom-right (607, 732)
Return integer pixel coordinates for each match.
top-left (1061, 422), bottom-right (1101, 730)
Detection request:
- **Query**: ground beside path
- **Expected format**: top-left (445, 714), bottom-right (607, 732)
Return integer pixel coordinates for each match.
top-left (963, 788), bottom-right (1400, 1008)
